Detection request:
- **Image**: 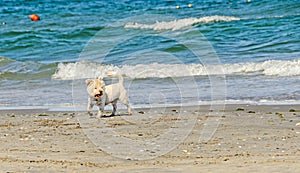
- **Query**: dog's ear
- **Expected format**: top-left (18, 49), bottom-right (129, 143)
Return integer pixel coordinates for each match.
top-left (85, 79), bottom-right (94, 86)
top-left (98, 76), bottom-right (103, 80)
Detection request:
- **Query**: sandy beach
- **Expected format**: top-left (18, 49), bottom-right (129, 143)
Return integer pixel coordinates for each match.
top-left (0, 104), bottom-right (299, 172)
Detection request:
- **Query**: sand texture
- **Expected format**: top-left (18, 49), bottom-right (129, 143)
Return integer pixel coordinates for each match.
top-left (0, 105), bottom-right (299, 172)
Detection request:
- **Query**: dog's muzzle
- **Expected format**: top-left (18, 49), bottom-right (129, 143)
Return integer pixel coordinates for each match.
top-left (94, 91), bottom-right (104, 98)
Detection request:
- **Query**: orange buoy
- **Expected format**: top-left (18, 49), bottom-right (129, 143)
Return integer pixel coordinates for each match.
top-left (29, 14), bottom-right (40, 21)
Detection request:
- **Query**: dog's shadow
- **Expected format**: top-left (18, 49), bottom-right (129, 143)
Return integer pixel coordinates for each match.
top-left (90, 113), bottom-right (131, 119)
top-left (100, 114), bottom-right (119, 118)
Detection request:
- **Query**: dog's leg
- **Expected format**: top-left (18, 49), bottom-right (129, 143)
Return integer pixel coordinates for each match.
top-left (96, 98), bottom-right (106, 119)
top-left (96, 106), bottom-right (104, 119)
top-left (87, 98), bottom-right (94, 116)
top-left (111, 100), bottom-right (117, 116)
top-left (120, 97), bottom-right (132, 115)
top-left (127, 104), bottom-right (132, 115)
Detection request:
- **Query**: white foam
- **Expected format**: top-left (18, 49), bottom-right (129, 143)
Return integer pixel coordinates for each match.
top-left (124, 15), bottom-right (240, 31)
top-left (223, 59), bottom-right (300, 76)
top-left (52, 59), bottom-right (300, 80)
top-left (52, 61), bottom-right (121, 80)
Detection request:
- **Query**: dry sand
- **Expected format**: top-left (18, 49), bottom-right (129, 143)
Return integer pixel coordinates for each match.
top-left (0, 104), bottom-right (299, 172)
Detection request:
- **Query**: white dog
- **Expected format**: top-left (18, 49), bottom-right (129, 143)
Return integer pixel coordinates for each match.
top-left (85, 71), bottom-right (132, 118)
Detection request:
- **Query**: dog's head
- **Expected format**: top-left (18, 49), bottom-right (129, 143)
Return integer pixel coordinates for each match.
top-left (86, 76), bottom-right (105, 99)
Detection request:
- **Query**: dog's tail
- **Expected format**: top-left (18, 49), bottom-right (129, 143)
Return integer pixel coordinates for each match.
top-left (106, 71), bottom-right (123, 84)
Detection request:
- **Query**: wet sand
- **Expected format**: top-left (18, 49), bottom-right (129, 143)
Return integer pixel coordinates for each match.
top-left (0, 104), bottom-right (299, 172)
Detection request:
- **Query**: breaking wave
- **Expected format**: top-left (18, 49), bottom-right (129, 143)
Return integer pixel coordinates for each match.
top-left (124, 15), bottom-right (240, 31)
top-left (52, 59), bottom-right (300, 80)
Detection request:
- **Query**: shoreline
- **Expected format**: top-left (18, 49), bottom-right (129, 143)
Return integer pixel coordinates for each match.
top-left (0, 104), bottom-right (299, 172)
top-left (1, 103), bottom-right (300, 113)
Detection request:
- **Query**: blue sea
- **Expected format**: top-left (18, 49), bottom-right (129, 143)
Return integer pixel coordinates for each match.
top-left (1, 0), bottom-right (300, 111)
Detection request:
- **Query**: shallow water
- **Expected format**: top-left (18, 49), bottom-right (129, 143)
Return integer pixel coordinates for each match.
top-left (0, 0), bottom-right (300, 109)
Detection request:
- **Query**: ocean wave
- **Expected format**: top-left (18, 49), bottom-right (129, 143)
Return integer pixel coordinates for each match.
top-left (124, 15), bottom-right (240, 31)
top-left (0, 57), bottom-right (57, 80)
top-left (52, 59), bottom-right (300, 80)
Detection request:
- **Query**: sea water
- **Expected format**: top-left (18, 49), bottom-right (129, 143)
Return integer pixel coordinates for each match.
top-left (1, 0), bottom-right (300, 110)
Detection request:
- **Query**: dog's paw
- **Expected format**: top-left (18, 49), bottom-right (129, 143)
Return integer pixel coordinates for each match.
top-left (96, 113), bottom-right (102, 119)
